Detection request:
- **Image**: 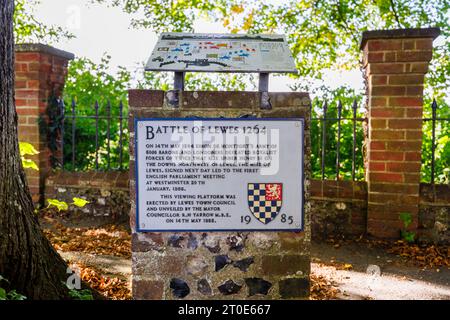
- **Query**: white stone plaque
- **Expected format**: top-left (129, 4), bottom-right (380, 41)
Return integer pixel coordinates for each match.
top-left (135, 118), bottom-right (304, 231)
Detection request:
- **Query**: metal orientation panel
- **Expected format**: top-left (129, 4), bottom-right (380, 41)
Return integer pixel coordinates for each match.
top-left (145, 33), bottom-right (297, 73)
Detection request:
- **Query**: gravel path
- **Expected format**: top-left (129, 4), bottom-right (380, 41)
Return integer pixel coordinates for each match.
top-left (60, 251), bottom-right (131, 281)
top-left (312, 241), bottom-right (450, 300)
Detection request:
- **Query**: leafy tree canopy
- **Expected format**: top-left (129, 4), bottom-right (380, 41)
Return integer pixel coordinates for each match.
top-left (95, 0), bottom-right (449, 97)
top-left (14, 0), bottom-right (73, 44)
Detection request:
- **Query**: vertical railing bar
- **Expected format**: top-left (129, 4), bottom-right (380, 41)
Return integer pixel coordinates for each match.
top-left (71, 98), bottom-right (76, 170)
top-left (309, 100), bottom-right (313, 121)
top-left (59, 98), bottom-right (65, 169)
top-left (107, 100), bottom-right (111, 171)
top-left (119, 100), bottom-right (124, 170)
top-left (321, 101), bottom-right (328, 180)
top-left (95, 101), bottom-right (99, 171)
top-left (336, 100), bottom-right (342, 180)
top-left (430, 99), bottom-right (437, 186)
top-left (352, 99), bottom-right (357, 181)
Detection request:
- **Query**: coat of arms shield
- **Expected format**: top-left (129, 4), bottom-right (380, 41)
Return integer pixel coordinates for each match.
top-left (247, 183), bottom-right (283, 224)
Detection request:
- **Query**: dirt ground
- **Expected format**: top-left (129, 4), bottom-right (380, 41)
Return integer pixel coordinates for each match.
top-left (312, 241), bottom-right (450, 300)
top-left (40, 212), bottom-right (450, 300)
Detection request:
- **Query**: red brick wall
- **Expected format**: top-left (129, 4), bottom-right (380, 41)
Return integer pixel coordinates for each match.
top-left (310, 180), bottom-right (449, 243)
top-left (15, 44), bottom-right (74, 204)
top-left (361, 28), bottom-right (440, 238)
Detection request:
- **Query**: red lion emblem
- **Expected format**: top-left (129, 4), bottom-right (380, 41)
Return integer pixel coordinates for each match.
top-left (265, 184), bottom-right (282, 201)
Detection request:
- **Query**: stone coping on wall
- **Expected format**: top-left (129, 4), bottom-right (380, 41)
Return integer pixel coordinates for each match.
top-left (15, 43), bottom-right (75, 60)
top-left (310, 180), bottom-right (367, 201)
top-left (360, 27), bottom-right (441, 49)
top-left (128, 90), bottom-right (311, 109)
top-left (310, 180), bottom-right (449, 204)
top-left (420, 183), bottom-right (450, 206)
top-left (46, 171), bottom-right (129, 190)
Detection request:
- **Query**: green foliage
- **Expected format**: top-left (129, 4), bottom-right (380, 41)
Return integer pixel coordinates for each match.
top-left (399, 212), bottom-right (413, 228)
top-left (47, 199), bottom-right (69, 211)
top-left (17, 0), bottom-right (444, 180)
top-left (47, 197), bottom-right (90, 211)
top-left (19, 142), bottom-right (39, 171)
top-left (94, 0), bottom-right (450, 97)
top-left (4, 290), bottom-right (27, 300)
top-left (72, 197), bottom-right (90, 208)
top-left (309, 86), bottom-right (366, 180)
top-left (64, 55), bottom-right (131, 107)
top-left (63, 55), bottom-right (132, 171)
top-left (63, 55), bottom-right (447, 181)
top-left (421, 98), bottom-right (450, 184)
top-left (0, 288), bottom-right (27, 300)
top-left (399, 212), bottom-right (416, 243)
top-left (96, 0), bottom-right (228, 32)
top-left (19, 142), bottom-right (39, 156)
top-left (0, 288), bottom-right (5, 300)
top-left (0, 275), bottom-right (27, 301)
top-left (67, 288), bottom-right (94, 300)
top-left (14, 0), bottom-right (73, 44)
top-left (62, 56), bottom-right (255, 171)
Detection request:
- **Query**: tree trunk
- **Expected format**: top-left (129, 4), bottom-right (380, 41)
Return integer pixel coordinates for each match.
top-left (0, 0), bottom-right (71, 300)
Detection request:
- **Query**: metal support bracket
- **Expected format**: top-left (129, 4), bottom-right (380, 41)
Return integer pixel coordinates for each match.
top-left (174, 72), bottom-right (185, 91)
top-left (258, 73), bottom-right (271, 110)
top-left (167, 72), bottom-right (185, 108)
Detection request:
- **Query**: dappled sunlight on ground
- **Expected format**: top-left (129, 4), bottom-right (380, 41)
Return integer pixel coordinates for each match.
top-left (40, 210), bottom-right (450, 300)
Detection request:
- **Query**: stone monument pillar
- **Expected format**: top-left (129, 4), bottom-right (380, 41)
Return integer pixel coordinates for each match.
top-left (128, 90), bottom-right (311, 300)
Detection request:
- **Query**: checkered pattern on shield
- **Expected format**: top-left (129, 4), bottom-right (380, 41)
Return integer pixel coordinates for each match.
top-left (248, 183), bottom-right (283, 224)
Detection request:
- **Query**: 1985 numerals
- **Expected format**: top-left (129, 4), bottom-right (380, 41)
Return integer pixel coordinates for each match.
top-left (241, 214), bottom-right (293, 224)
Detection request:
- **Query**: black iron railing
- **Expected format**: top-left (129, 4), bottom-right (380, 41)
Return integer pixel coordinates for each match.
top-left (310, 99), bottom-right (367, 181)
top-left (58, 98), bottom-right (128, 171)
top-left (53, 97), bottom-right (447, 184)
top-left (422, 99), bottom-right (450, 185)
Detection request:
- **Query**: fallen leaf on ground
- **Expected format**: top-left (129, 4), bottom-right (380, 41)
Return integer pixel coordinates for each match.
top-left (385, 241), bottom-right (450, 268)
top-left (44, 222), bottom-right (131, 258)
top-left (310, 273), bottom-right (340, 300)
top-left (71, 262), bottom-right (131, 300)
top-left (342, 263), bottom-right (353, 270)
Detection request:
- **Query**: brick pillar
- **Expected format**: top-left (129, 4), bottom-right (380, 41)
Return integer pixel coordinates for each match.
top-left (15, 44), bottom-right (74, 205)
top-left (361, 28), bottom-right (440, 238)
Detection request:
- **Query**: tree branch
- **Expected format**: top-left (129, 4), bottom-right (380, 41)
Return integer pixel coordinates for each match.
top-left (389, 0), bottom-right (403, 28)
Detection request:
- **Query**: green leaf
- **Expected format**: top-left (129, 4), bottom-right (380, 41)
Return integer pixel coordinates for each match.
top-left (47, 199), bottom-right (69, 211)
top-left (401, 231), bottom-right (416, 243)
top-left (6, 290), bottom-right (26, 300)
top-left (72, 197), bottom-right (90, 208)
top-left (19, 142), bottom-right (39, 171)
top-left (21, 158), bottom-right (39, 171)
top-left (0, 288), bottom-right (6, 300)
top-left (19, 142), bottom-right (39, 156)
top-left (399, 212), bottom-right (413, 228)
top-left (68, 288), bottom-right (93, 300)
